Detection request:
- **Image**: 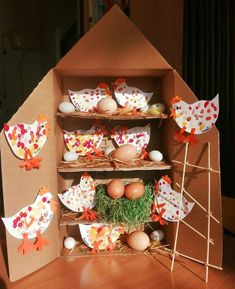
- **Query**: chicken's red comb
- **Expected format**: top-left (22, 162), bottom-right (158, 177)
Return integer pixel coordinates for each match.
top-left (115, 78), bottom-right (126, 84)
top-left (82, 172), bottom-right (90, 179)
top-left (37, 114), bottom-right (48, 123)
top-left (98, 82), bottom-right (109, 89)
top-left (162, 175), bottom-right (172, 184)
top-left (170, 96), bottom-right (181, 105)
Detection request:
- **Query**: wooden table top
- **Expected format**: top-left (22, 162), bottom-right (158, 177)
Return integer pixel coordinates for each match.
top-left (0, 234), bottom-right (235, 289)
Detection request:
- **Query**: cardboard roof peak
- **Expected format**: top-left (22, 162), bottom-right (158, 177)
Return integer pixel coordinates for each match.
top-left (55, 5), bottom-right (172, 76)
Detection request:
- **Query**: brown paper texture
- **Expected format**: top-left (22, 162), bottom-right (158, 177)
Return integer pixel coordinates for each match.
top-left (1, 70), bottom-right (60, 281)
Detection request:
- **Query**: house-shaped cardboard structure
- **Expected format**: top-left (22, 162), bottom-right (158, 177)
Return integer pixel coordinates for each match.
top-left (1, 6), bottom-right (222, 282)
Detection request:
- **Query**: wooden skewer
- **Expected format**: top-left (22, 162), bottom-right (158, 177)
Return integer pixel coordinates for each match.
top-left (172, 160), bottom-right (220, 174)
top-left (180, 219), bottom-right (214, 245)
top-left (163, 248), bottom-right (222, 270)
top-left (175, 183), bottom-right (220, 224)
top-left (205, 142), bottom-right (212, 282)
top-left (171, 142), bottom-right (189, 272)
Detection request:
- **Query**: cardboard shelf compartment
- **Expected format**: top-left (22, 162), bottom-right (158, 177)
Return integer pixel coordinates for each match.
top-left (57, 158), bottom-right (172, 172)
top-left (57, 111), bottom-right (168, 120)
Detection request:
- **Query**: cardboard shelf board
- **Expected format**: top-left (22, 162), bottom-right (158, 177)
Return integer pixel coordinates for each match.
top-left (57, 111), bottom-right (168, 120)
top-left (57, 158), bottom-right (172, 172)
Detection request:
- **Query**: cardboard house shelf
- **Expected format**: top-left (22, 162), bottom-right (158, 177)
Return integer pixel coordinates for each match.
top-left (0, 6), bottom-right (222, 282)
top-left (57, 111), bottom-right (168, 120)
top-left (57, 158), bottom-right (172, 172)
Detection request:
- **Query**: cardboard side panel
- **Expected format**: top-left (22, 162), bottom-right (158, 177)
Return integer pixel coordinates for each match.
top-left (164, 70), bottom-right (222, 267)
top-left (55, 6), bottom-right (172, 75)
top-left (0, 70), bottom-right (60, 281)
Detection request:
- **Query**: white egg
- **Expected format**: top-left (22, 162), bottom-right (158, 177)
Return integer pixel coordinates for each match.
top-left (63, 151), bottom-right (78, 162)
top-left (150, 230), bottom-right (165, 241)
top-left (104, 147), bottom-right (115, 156)
top-left (149, 150), bottom-right (163, 162)
top-left (58, 102), bottom-right (76, 113)
top-left (64, 236), bottom-right (76, 249)
top-left (151, 103), bottom-right (165, 113)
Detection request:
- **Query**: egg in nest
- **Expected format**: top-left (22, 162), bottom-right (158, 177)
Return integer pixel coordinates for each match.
top-left (124, 182), bottom-right (145, 200)
top-left (112, 144), bottom-right (137, 162)
top-left (107, 179), bottom-right (125, 199)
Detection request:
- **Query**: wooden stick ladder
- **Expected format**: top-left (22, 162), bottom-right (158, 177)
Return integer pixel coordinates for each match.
top-left (170, 142), bottom-right (189, 272)
top-left (170, 142), bottom-right (218, 282)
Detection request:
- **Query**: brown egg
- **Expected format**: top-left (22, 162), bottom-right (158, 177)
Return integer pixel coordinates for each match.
top-left (97, 98), bottom-right (117, 114)
top-left (124, 182), bottom-right (145, 200)
top-left (112, 144), bottom-right (137, 162)
top-left (127, 231), bottom-right (150, 251)
top-left (107, 179), bottom-right (125, 199)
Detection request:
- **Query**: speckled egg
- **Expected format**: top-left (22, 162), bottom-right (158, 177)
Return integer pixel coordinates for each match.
top-left (58, 102), bottom-right (76, 113)
top-left (112, 144), bottom-right (137, 162)
top-left (127, 231), bottom-right (150, 251)
top-left (107, 179), bottom-right (125, 199)
top-left (63, 151), bottom-right (78, 162)
top-left (148, 150), bottom-right (163, 162)
top-left (97, 98), bottom-right (117, 114)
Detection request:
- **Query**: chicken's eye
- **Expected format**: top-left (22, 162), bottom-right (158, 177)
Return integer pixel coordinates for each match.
top-left (47, 200), bottom-right (50, 204)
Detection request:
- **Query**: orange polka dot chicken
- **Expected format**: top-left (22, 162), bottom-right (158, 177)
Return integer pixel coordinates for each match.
top-left (170, 94), bottom-right (219, 143)
top-left (2, 187), bottom-right (57, 255)
top-left (4, 115), bottom-right (50, 170)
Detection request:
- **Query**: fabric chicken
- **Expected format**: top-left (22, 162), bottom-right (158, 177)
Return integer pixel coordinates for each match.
top-left (79, 223), bottom-right (124, 253)
top-left (58, 174), bottom-right (95, 212)
top-left (2, 187), bottom-right (57, 255)
top-left (110, 124), bottom-right (150, 154)
top-left (69, 83), bottom-right (112, 112)
top-left (4, 115), bottom-right (50, 170)
top-left (63, 121), bottom-right (106, 156)
top-left (154, 175), bottom-right (194, 222)
top-left (113, 78), bottom-right (153, 110)
top-left (170, 94), bottom-right (219, 143)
